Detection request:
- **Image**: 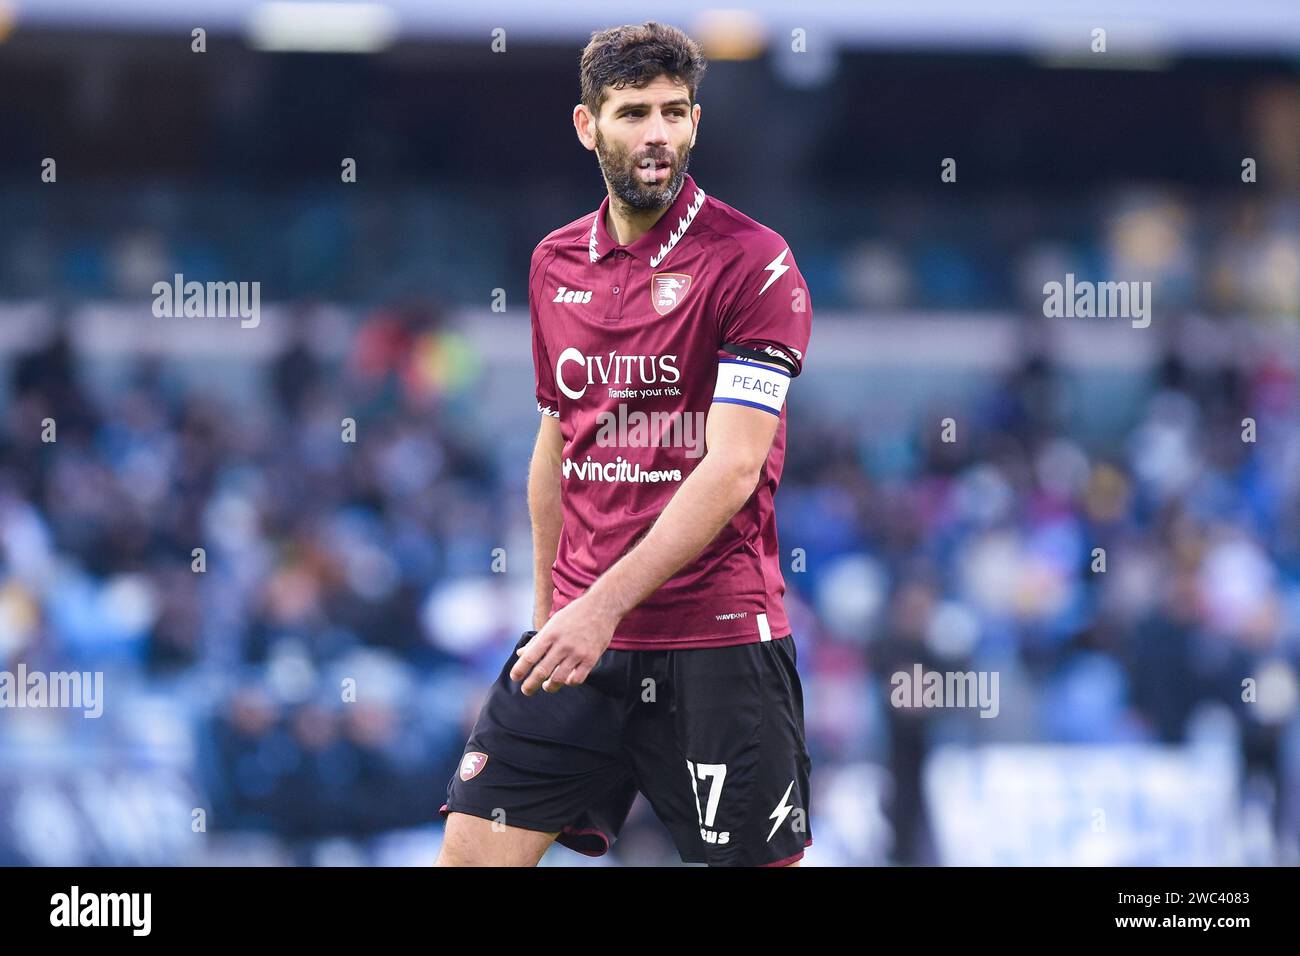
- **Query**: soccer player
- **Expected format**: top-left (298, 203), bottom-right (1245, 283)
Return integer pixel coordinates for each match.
top-left (436, 21), bottom-right (813, 867)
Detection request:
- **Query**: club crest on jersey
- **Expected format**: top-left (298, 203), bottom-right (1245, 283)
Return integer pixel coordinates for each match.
top-left (651, 273), bottom-right (693, 316)
top-left (459, 752), bottom-right (489, 781)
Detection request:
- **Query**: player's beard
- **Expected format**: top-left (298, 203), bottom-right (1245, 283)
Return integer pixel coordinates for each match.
top-left (594, 127), bottom-right (692, 211)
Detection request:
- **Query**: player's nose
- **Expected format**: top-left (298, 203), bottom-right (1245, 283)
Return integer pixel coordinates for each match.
top-left (643, 110), bottom-right (670, 145)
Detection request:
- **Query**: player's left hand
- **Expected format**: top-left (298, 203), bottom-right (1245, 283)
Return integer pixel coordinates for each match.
top-left (510, 594), bottom-right (618, 696)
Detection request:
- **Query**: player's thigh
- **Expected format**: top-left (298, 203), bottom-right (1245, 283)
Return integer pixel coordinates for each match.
top-left (434, 811), bottom-right (559, 867)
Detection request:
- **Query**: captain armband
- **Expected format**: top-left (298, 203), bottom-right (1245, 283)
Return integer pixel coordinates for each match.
top-left (711, 357), bottom-right (791, 417)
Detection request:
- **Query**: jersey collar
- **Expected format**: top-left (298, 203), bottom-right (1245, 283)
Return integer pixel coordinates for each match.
top-left (588, 173), bottom-right (707, 269)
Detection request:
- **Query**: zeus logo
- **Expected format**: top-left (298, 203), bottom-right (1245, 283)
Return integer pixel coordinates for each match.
top-left (555, 347), bottom-right (681, 400)
top-left (759, 248), bottom-right (790, 296)
top-left (553, 286), bottom-right (593, 304)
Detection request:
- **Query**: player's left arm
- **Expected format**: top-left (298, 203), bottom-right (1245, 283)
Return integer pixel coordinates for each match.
top-left (586, 392), bottom-right (782, 604)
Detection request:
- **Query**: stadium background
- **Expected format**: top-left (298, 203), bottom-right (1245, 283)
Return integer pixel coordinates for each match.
top-left (0, 0), bottom-right (1298, 865)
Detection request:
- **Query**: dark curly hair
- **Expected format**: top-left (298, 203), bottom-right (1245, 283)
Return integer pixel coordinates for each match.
top-left (579, 21), bottom-right (708, 119)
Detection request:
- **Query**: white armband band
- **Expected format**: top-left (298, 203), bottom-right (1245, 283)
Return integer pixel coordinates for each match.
top-left (712, 358), bottom-right (790, 416)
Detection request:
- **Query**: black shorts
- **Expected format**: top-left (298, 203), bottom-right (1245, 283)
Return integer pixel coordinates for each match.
top-left (439, 630), bottom-right (813, 866)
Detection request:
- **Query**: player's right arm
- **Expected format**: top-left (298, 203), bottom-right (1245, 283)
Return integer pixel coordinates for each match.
top-left (528, 414), bottom-right (563, 631)
top-left (528, 242), bottom-right (564, 631)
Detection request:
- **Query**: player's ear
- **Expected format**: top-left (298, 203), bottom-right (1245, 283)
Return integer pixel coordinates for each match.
top-left (574, 104), bottom-right (597, 151)
top-left (690, 102), bottom-right (701, 148)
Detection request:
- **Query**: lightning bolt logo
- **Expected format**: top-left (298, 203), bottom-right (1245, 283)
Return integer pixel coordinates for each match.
top-left (767, 779), bottom-right (796, 842)
top-left (759, 247), bottom-right (790, 296)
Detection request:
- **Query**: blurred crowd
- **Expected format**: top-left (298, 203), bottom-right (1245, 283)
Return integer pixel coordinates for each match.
top-left (789, 349), bottom-right (1300, 862)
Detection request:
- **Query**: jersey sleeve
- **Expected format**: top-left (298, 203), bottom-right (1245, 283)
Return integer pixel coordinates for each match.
top-left (530, 245), bottom-right (560, 418)
top-left (717, 236), bottom-right (812, 378)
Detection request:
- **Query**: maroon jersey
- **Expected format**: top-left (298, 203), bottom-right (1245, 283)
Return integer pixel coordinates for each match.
top-left (529, 174), bottom-right (813, 649)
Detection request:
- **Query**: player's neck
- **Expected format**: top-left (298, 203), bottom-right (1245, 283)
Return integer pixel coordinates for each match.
top-left (604, 189), bottom-right (676, 247)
